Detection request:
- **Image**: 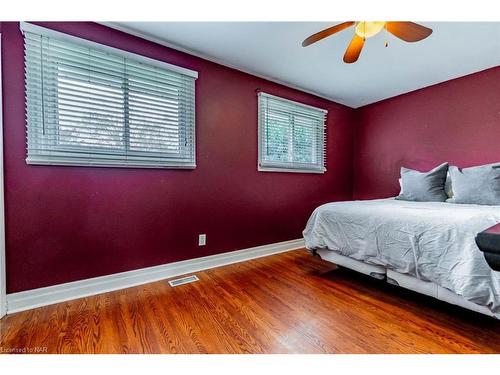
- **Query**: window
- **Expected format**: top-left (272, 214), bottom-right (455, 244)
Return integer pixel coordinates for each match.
top-left (258, 92), bottom-right (327, 173)
top-left (21, 22), bottom-right (197, 169)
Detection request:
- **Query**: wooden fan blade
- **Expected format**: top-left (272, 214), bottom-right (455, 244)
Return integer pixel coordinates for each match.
top-left (385, 22), bottom-right (433, 42)
top-left (343, 34), bottom-right (365, 63)
top-left (302, 21), bottom-right (355, 47)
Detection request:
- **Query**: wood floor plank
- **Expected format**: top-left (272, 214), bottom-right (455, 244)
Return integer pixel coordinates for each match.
top-left (1, 249), bottom-right (499, 354)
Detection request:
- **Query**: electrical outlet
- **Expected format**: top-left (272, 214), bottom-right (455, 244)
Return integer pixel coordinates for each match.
top-left (198, 234), bottom-right (206, 246)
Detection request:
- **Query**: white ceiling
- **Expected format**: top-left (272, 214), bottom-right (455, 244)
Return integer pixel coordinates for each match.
top-left (105, 22), bottom-right (500, 108)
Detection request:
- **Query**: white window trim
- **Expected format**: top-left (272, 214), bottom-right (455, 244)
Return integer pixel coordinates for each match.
top-left (257, 92), bottom-right (327, 174)
top-left (20, 22), bottom-right (198, 79)
top-left (21, 22), bottom-right (198, 169)
top-left (0, 35), bottom-right (6, 319)
top-left (258, 92), bottom-right (328, 114)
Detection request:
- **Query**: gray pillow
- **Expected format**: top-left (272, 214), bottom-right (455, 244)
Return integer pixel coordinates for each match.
top-left (395, 162), bottom-right (449, 202)
top-left (399, 171), bottom-right (453, 198)
top-left (447, 165), bottom-right (500, 205)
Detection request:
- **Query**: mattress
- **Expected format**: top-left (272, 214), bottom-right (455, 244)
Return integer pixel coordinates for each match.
top-left (303, 198), bottom-right (500, 314)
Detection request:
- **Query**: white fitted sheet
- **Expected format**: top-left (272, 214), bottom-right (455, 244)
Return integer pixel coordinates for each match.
top-left (303, 199), bottom-right (500, 314)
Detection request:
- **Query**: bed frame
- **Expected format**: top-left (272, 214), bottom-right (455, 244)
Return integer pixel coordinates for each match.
top-left (314, 249), bottom-right (498, 319)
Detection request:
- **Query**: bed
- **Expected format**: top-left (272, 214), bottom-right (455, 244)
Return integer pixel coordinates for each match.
top-left (303, 198), bottom-right (500, 318)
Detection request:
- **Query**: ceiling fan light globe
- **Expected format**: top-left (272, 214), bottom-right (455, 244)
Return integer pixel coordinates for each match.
top-left (355, 21), bottom-right (386, 39)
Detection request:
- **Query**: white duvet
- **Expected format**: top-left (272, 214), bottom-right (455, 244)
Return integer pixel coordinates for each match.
top-left (303, 199), bottom-right (500, 313)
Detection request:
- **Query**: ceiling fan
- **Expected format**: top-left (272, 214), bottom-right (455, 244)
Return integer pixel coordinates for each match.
top-left (302, 22), bottom-right (433, 63)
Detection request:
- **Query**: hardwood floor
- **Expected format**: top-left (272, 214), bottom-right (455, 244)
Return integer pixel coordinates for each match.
top-left (1, 249), bottom-right (499, 354)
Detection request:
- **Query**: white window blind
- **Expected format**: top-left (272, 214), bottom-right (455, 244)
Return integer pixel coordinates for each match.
top-left (258, 92), bottom-right (327, 173)
top-left (21, 22), bottom-right (197, 169)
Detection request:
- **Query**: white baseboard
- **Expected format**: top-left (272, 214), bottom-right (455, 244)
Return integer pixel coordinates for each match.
top-left (6, 238), bottom-right (305, 314)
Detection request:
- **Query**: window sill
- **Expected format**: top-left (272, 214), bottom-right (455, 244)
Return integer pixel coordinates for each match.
top-left (26, 157), bottom-right (196, 170)
top-left (258, 166), bottom-right (326, 174)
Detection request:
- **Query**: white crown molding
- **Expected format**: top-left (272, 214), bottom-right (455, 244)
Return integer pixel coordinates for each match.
top-left (6, 238), bottom-right (305, 314)
top-left (97, 22), bottom-right (350, 107)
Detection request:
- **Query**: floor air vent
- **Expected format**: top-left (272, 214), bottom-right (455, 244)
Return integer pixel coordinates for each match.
top-left (168, 275), bottom-right (199, 287)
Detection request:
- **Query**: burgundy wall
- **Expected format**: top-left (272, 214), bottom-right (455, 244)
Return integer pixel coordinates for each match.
top-left (1, 22), bottom-right (355, 293)
top-left (354, 66), bottom-right (500, 200)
